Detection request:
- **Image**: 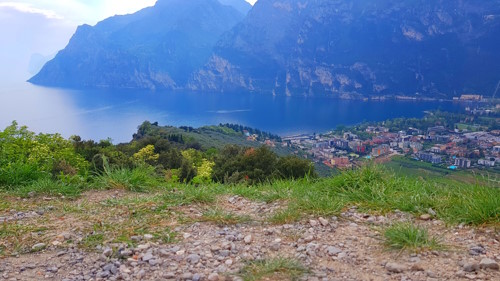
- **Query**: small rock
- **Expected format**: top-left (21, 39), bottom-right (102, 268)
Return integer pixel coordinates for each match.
top-left (103, 248), bottom-right (113, 257)
top-left (318, 217), bottom-right (329, 226)
top-left (97, 271), bottom-right (110, 278)
top-left (410, 264), bottom-right (425, 271)
top-left (120, 249), bottom-right (133, 257)
top-left (130, 235), bottom-right (142, 242)
top-left (327, 246), bottom-right (342, 256)
top-left (244, 235), bottom-right (253, 244)
top-left (225, 259), bottom-right (233, 266)
top-left (420, 214), bottom-right (432, 221)
top-left (428, 208), bottom-right (436, 216)
top-left (187, 254), bottom-right (201, 264)
top-left (208, 272), bottom-right (219, 281)
top-left (303, 235), bottom-right (314, 242)
top-left (181, 273), bottom-right (193, 280)
top-left (479, 258), bottom-right (499, 270)
top-left (119, 265), bottom-right (131, 274)
top-left (309, 220), bottom-right (319, 227)
top-left (426, 271), bottom-right (437, 278)
top-left (31, 243), bottom-right (46, 251)
top-left (386, 262), bottom-right (406, 273)
top-left (270, 242), bottom-right (281, 251)
top-left (143, 234), bottom-right (154, 240)
top-left (136, 244), bottom-right (150, 250)
top-left (469, 245), bottom-right (485, 256)
top-left (193, 273), bottom-right (202, 281)
top-left (141, 253), bottom-right (154, 262)
top-left (463, 262), bottom-right (480, 272)
top-left (137, 269), bottom-right (146, 279)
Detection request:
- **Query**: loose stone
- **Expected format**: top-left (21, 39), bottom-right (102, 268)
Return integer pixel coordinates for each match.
top-left (386, 262), bottom-right (406, 273)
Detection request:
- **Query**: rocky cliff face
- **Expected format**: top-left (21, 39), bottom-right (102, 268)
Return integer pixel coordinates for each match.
top-left (190, 0), bottom-right (500, 98)
top-left (31, 0), bottom-right (500, 98)
top-left (29, 0), bottom-right (245, 90)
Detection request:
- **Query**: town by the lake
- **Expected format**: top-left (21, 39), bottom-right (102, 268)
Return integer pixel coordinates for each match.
top-left (274, 99), bottom-right (500, 172)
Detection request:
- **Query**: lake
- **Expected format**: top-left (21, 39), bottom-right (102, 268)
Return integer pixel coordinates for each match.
top-left (0, 82), bottom-right (466, 143)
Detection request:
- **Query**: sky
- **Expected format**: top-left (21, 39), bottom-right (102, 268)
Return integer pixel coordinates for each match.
top-left (0, 0), bottom-right (257, 83)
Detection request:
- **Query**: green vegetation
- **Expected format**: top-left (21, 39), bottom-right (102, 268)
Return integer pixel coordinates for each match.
top-left (200, 208), bottom-right (251, 225)
top-left (383, 223), bottom-right (443, 252)
top-left (0, 121), bottom-right (314, 195)
top-left (0, 121), bottom-right (88, 187)
top-left (238, 258), bottom-right (309, 281)
top-left (385, 156), bottom-right (500, 186)
top-left (1, 121), bottom-right (500, 257)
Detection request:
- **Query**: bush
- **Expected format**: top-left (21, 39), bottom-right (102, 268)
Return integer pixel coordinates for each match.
top-left (0, 121), bottom-right (89, 186)
top-left (212, 145), bottom-right (315, 184)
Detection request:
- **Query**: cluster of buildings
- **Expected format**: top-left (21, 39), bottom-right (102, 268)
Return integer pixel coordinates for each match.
top-left (283, 123), bottom-right (500, 171)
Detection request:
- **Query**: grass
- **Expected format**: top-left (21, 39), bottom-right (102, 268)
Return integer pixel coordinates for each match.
top-left (81, 233), bottom-right (105, 250)
top-left (238, 258), bottom-right (309, 281)
top-left (95, 165), bottom-right (160, 192)
top-left (15, 178), bottom-right (84, 198)
top-left (268, 208), bottom-right (301, 225)
top-left (162, 185), bottom-right (218, 206)
top-left (0, 164), bottom-right (498, 257)
top-left (200, 208), bottom-right (251, 225)
top-left (383, 222), bottom-right (443, 252)
top-left (0, 222), bottom-right (48, 256)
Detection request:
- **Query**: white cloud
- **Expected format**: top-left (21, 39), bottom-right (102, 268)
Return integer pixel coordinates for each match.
top-left (0, 2), bottom-right (62, 19)
top-left (0, 0), bottom-right (158, 25)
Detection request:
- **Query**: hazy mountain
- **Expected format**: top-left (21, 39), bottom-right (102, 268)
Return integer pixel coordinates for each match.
top-left (190, 0), bottom-right (500, 98)
top-left (29, 0), bottom-right (245, 89)
top-left (28, 53), bottom-right (55, 75)
top-left (218, 0), bottom-right (252, 15)
top-left (31, 0), bottom-right (500, 98)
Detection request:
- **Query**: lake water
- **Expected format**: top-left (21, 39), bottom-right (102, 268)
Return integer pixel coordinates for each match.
top-left (0, 82), bottom-right (466, 143)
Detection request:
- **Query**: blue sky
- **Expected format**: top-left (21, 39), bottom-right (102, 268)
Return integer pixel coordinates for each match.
top-left (0, 0), bottom-right (256, 83)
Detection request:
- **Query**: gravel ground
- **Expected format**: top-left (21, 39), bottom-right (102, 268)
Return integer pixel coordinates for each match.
top-left (1, 192), bottom-right (499, 281)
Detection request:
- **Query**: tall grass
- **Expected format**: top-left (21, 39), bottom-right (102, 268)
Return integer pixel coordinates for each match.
top-left (94, 156), bottom-right (161, 192)
top-left (259, 165), bottom-right (500, 226)
top-left (15, 178), bottom-right (84, 198)
top-left (383, 222), bottom-right (443, 252)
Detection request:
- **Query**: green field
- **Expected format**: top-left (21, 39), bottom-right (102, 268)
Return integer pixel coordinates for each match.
top-left (384, 156), bottom-right (500, 187)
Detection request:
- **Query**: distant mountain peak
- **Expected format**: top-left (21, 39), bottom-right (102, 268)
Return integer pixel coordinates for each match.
top-left (218, 0), bottom-right (252, 15)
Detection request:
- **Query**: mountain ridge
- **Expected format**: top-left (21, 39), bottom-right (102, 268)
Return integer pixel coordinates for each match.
top-left (30, 0), bottom-right (500, 98)
top-left (29, 0), bottom-right (245, 90)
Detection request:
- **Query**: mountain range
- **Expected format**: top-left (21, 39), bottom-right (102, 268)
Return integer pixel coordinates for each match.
top-left (30, 0), bottom-right (500, 98)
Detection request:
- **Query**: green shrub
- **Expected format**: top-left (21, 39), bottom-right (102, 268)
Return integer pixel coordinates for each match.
top-left (0, 121), bottom-right (89, 186)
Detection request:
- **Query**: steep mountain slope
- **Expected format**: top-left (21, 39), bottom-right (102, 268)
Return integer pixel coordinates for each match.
top-left (29, 0), bottom-right (245, 89)
top-left (190, 0), bottom-right (500, 98)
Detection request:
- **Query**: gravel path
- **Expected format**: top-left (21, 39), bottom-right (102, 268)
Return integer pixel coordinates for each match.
top-left (1, 193), bottom-right (499, 281)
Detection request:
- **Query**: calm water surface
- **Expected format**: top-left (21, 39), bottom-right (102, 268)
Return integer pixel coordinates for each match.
top-left (0, 82), bottom-right (466, 143)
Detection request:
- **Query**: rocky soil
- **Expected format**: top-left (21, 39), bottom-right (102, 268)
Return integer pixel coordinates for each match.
top-left (1, 191), bottom-right (499, 281)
